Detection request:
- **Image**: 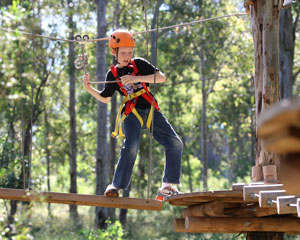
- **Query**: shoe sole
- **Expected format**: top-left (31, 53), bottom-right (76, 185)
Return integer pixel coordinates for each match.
top-left (104, 190), bottom-right (119, 197)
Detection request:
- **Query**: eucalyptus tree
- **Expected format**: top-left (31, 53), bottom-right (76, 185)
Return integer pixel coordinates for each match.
top-left (279, 3), bottom-right (300, 98)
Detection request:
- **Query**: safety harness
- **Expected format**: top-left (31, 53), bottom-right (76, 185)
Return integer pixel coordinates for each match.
top-left (111, 59), bottom-right (160, 139)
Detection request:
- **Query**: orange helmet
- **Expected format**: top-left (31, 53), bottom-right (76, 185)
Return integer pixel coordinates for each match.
top-left (109, 29), bottom-right (135, 48)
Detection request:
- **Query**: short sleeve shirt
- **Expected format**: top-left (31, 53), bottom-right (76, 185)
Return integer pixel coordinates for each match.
top-left (100, 57), bottom-right (159, 109)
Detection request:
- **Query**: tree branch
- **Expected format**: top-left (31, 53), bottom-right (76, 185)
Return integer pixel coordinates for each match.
top-left (207, 61), bottom-right (224, 95)
top-left (293, 68), bottom-right (300, 80)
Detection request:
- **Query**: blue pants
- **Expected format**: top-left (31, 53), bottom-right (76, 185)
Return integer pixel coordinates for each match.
top-left (112, 108), bottom-right (182, 189)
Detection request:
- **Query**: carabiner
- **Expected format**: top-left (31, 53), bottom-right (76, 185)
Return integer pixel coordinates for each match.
top-left (74, 34), bottom-right (89, 74)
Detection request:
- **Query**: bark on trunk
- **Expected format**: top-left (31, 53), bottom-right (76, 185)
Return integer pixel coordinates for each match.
top-left (95, 0), bottom-right (111, 229)
top-left (279, 8), bottom-right (295, 99)
top-left (67, 0), bottom-right (79, 222)
top-left (251, 0), bottom-right (282, 173)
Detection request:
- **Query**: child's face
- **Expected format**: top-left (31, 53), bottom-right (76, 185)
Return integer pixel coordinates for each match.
top-left (116, 47), bottom-right (134, 67)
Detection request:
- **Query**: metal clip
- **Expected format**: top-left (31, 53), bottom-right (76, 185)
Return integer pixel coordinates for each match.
top-left (74, 35), bottom-right (89, 74)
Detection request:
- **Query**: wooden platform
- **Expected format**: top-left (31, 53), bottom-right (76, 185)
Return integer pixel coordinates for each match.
top-left (165, 189), bottom-right (250, 206)
top-left (168, 184), bottom-right (300, 234)
top-left (0, 188), bottom-right (162, 211)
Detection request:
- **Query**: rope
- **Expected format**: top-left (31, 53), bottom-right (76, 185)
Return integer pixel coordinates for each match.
top-left (142, 0), bottom-right (152, 201)
top-left (0, 12), bottom-right (248, 43)
top-left (146, 1), bottom-right (160, 201)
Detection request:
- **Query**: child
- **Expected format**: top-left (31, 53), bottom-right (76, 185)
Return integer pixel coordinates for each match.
top-left (82, 29), bottom-right (182, 200)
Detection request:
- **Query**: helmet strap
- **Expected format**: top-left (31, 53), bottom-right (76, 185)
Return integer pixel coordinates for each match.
top-left (114, 48), bottom-right (120, 65)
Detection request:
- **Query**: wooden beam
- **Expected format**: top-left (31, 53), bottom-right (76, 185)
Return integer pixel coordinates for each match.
top-left (173, 218), bottom-right (187, 232)
top-left (182, 201), bottom-right (224, 218)
top-left (263, 126), bottom-right (300, 154)
top-left (257, 97), bottom-right (300, 138)
top-left (243, 184), bottom-right (283, 201)
top-left (0, 188), bottom-right (162, 211)
top-left (232, 183), bottom-right (246, 191)
top-left (225, 203), bottom-right (278, 217)
top-left (259, 190), bottom-right (286, 208)
top-left (184, 217), bottom-right (300, 233)
top-left (277, 196), bottom-right (298, 215)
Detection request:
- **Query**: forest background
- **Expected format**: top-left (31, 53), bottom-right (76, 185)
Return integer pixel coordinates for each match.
top-left (0, 0), bottom-right (300, 239)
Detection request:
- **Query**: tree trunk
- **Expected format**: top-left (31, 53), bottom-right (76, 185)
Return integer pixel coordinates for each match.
top-left (251, 0), bottom-right (282, 172)
top-left (279, 8), bottom-right (295, 99)
top-left (8, 200), bottom-right (17, 225)
top-left (182, 136), bottom-right (193, 192)
top-left (249, 0), bottom-right (284, 239)
top-left (95, 0), bottom-right (110, 229)
top-left (150, 0), bottom-right (163, 65)
top-left (200, 50), bottom-right (208, 191)
top-left (119, 185), bottom-right (131, 228)
top-left (67, 0), bottom-right (79, 223)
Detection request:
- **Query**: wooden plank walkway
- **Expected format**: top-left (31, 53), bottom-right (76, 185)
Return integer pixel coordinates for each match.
top-left (164, 190), bottom-right (250, 206)
top-left (0, 188), bottom-right (162, 211)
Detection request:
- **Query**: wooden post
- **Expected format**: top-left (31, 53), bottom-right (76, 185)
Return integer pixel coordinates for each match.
top-left (263, 165), bottom-right (278, 182)
top-left (252, 166), bottom-right (263, 182)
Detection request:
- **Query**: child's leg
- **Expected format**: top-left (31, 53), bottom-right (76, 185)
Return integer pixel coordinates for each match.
top-left (112, 112), bottom-right (142, 189)
top-left (152, 110), bottom-right (183, 185)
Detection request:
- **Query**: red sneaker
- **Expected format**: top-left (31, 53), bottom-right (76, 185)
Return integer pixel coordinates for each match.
top-left (155, 185), bottom-right (182, 201)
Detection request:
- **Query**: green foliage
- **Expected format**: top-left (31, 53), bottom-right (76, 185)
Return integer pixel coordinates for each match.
top-left (77, 221), bottom-right (123, 240)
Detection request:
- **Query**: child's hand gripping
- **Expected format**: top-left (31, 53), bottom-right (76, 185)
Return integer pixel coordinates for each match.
top-left (82, 73), bottom-right (91, 90)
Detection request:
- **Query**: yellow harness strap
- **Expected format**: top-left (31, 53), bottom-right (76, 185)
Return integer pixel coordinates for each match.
top-left (112, 89), bottom-right (154, 139)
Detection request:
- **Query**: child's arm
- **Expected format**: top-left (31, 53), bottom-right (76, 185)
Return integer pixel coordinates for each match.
top-left (121, 71), bottom-right (166, 86)
top-left (82, 74), bottom-right (111, 104)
